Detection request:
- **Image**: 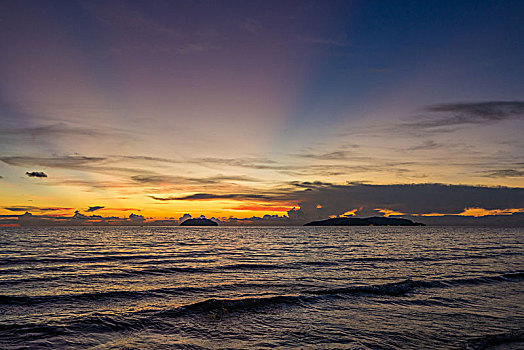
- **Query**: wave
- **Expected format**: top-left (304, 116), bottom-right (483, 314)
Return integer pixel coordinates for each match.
top-left (214, 263), bottom-right (294, 270)
top-left (0, 263), bottom-right (293, 286)
top-left (340, 251), bottom-right (522, 263)
top-left (161, 294), bottom-right (308, 319)
top-left (2, 271), bottom-right (521, 307)
top-left (0, 294), bottom-right (309, 340)
top-left (445, 271), bottom-right (524, 287)
top-left (464, 330), bottom-right (524, 349)
top-left (2, 272), bottom-right (523, 342)
top-left (0, 286), bottom-right (202, 306)
top-left (0, 260), bottom-right (344, 287)
top-left (0, 252), bottom-right (215, 266)
top-left (306, 279), bottom-right (430, 296)
top-left (2, 249), bottom-right (519, 269)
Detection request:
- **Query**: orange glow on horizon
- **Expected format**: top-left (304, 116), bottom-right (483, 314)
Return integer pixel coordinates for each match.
top-left (418, 207), bottom-right (524, 217)
top-left (376, 208), bottom-right (406, 217)
top-left (341, 209), bottom-right (357, 216)
top-left (228, 204), bottom-right (294, 212)
top-left (458, 207), bottom-right (524, 217)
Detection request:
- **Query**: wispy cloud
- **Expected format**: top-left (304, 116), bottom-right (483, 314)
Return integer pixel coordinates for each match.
top-left (3, 206), bottom-right (73, 212)
top-left (1, 155), bottom-right (151, 178)
top-left (482, 169), bottom-right (524, 178)
top-left (131, 174), bottom-right (260, 186)
top-left (88, 1), bottom-right (180, 38)
top-left (292, 150), bottom-right (369, 161)
top-left (3, 156), bottom-right (106, 169)
top-left (407, 140), bottom-right (441, 151)
top-left (404, 101), bottom-right (524, 130)
top-left (0, 123), bottom-right (106, 138)
top-left (87, 1), bottom-right (219, 55)
top-left (149, 193), bottom-right (276, 201)
top-left (0, 154), bottom-right (274, 194)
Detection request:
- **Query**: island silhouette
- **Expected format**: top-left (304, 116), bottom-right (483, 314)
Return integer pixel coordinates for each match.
top-left (180, 218), bottom-right (218, 226)
top-left (304, 216), bottom-right (425, 226)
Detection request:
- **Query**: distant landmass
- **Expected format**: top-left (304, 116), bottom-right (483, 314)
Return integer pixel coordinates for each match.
top-left (180, 218), bottom-right (218, 226)
top-left (304, 216), bottom-right (425, 226)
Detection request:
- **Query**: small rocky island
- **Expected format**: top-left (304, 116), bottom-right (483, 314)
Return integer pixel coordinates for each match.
top-left (304, 216), bottom-right (425, 226)
top-left (180, 218), bottom-right (218, 226)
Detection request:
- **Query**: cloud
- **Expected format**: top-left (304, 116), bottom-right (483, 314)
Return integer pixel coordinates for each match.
top-left (146, 182), bottom-right (524, 226)
top-left (290, 181), bottom-right (337, 189)
top-left (293, 150), bottom-right (361, 161)
top-left (229, 204), bottom-right (292, 212)
top-left (26, 171), bottom-right (47, 178)
top-left (88, 1), bottom-right (180, 37)
top-left (86, 206), bottom-right (104, 212)
top-left (3, 156), bottom-right (106, 169)
top-left (2, 185), bottom-right (523, 227)
top-left (287, 182), bottom-right (524, 222)
top-left (1, 155), bottom-right (272, 183)
top-left (405, 212), bottom-right (524, 227)
top-left (191, 157), bottom-right (284, 171)
top-left (483, 169), bottom-right (524, 178)
top-left (179, 213), bottom-right (192, 221)
top-left (131, 174), bottom-right (260, 185)
top-left (1, 154), bottom-right (286, 180)
top-left (0, 209), bottom-right (213, 227)
top-left (129, 213), bottom-right (145, 223)
top-left (404, 101), bottom-right (524, 130)
top-left (149, 193), bottom-right (275, 201)
top-left (0, 101), bottom-right (134, 142)
top-left (0, 123), bottom-right (107, 139)
top-left (407, 140), bottom-right (441, 151)
top-left (1, 155), bottom-right (153, 179)
top-left (3, 206), bottom-right (72, 212)
top-left (223, 214), bottom-right (293, 226)
top-left (87, 1), bottom-right (219, 55)
top-left (107, 207), bottom-right (141, 212)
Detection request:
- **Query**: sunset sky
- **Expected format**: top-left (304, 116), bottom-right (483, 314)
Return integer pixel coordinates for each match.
top-left (1, 0), bottom-right (523, 225)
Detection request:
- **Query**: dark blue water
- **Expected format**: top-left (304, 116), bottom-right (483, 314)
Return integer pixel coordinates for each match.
top-left (0, 226), bottom-right (522, 349)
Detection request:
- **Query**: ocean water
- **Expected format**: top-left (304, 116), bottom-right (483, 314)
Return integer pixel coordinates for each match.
top-left (0, 226), bottom-right (522, 350)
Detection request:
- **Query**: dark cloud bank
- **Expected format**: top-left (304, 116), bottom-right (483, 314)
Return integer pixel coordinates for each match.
top-left (285, 182), bottom-right (524, 226)
top-left (290, 182), bottom-right (523, 216)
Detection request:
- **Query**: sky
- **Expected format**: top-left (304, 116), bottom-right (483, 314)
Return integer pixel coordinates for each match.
top-left (0, 0), bottom-right (523, 226)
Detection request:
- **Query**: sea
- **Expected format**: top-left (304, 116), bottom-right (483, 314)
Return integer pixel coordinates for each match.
top-left (0, 226), bottom-right (522, 349)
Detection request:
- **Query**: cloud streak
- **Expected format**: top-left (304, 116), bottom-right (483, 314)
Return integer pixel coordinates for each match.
top-left (405, 101), bottom-right (524, 130)
top-left (149, 193), bottom-right (277, 201)
top-left (482, 169), bottom-right (524, 178)
top-left (3, 206), bottom-right (73, 212)
top-left (86, 206), bottom-right (104, 212)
